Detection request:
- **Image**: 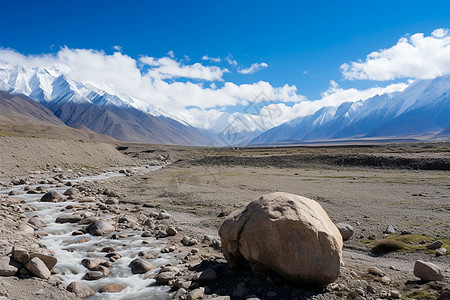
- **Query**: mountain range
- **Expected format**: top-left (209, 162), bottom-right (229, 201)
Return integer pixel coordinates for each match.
top-left (251, 76), bottom-right (450, 145)
top-left (0, 63), bottom-right (448, 145)
top-left (0, 91), bottom-right (116, 142)
top-left (0, 64), bottom-right (216, 145)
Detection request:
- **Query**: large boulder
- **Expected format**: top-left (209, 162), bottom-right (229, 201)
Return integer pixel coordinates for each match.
top-left (219, 192), bottom-right (343, 287)
top-left (85, 220), bottom-right (114, 236)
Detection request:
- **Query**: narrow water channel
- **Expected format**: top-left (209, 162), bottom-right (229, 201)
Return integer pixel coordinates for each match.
top-left (1, 167), bottom-right (177, 299)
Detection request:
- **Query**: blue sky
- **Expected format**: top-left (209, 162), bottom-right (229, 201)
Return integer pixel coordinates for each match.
top-left (1, 0), bottom-right (450, 127)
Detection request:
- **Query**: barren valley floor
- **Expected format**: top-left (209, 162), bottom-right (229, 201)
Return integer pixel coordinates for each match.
top-left (0, 137), bottom-right (449, 299)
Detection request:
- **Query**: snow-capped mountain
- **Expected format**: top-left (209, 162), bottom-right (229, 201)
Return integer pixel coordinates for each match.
top-left (0, 64), bottom-right (169, 117)
top-left (206, 112), bottom-right (277, 146)
top-left (0, 63), bottom-right (216, 145)
top-left (252, 75), bottom-right (450, 145)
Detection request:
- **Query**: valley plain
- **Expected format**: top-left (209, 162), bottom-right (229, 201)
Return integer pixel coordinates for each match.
top-left (0, 136), bottom-right (448, 299)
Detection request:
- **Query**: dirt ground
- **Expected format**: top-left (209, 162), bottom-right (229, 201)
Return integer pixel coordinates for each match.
top-left (0, 138), bottom-right (449, 299)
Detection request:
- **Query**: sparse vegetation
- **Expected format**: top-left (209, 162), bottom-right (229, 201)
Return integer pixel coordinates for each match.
top-left (404, 289), bottom-right (437, 300)
top-left (373, 239), bottom-right (406, 254)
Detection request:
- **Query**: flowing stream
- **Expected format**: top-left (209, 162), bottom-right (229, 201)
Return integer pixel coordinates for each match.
top-left (1, 167), bottom-right (178, 299)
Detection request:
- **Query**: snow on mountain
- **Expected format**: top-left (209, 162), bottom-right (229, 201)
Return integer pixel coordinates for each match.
top-left (252, 75), bottom-right (450, 145)
top-left (0, 63), bottom-right (216, 146)
top-left (0, 63), bottom-right (172, 119)
top-left (205, 112), bottom-right (277, 146)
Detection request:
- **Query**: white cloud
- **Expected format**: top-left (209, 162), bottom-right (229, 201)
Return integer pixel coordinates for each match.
top-left (226, 55), bottom-right (238, 66)
top-left (0, 47), bottom-right (304, 119)
top-left (0, 46), bottom-right (410, 131)
top-left (167, 50), bottom-right (175, 58)
top-left (341, 28), bottom-right (450, 80)
top-left (140, 55), bottom-right (228, 81)
top-left (113, 45), bottom-right (122, 52)
top-left (182, 80), bottom-right (410, 130)
top-left (238, 62), bottom-right (268, 74)
top-left (202, 55), bottom-right (221, 63)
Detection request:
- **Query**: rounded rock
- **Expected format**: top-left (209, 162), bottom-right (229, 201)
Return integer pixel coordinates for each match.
top-left (219, 192), bottom-right (343, 287)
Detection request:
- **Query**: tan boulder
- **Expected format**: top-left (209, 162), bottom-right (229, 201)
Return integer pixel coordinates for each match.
top-left (66, 281), bottom-right (95, 298)
top-left (219, 192), bottom-right (343, 287)
top-left (98, 283), bottom-right (126, 293)
top-left (26, 257), bottom-right (50, 279)
top-left (29, 253), bottom-right (57, 270)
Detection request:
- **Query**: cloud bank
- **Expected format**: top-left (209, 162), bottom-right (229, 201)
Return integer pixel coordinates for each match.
top-left (341, 28), bottom-right (450, 80)
top-left (0, 47), bottom-right (303, 121)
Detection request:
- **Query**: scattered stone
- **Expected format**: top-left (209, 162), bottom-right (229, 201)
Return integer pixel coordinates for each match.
top-left (27, 216), bottom-right (47, 228)
top-left (12, 247), bottom-right (29, 264)
top-left (157, 210), bottom-right (171, 220)
top-left (157, 230), bottom-right (168, 238)
top-left (336, 223), bottom-right (354, 241)
top-left (390, 290), bottom-right (401, 299)
top-left (196, 268), bottom-right (217, 283)
top-left (91, 265), bottom-right (110, 276)
top-left (187, 287), bottom-right (205, 300)
top-left (129, 258), bottom-right (155, 274)
top-left (98, 283), bottom-right (126, 293)
top-left (155, 271), bottom-right (176, 285)
top-left (414, 260), bottom-right (444, 281)
top-left (63, 188), bottom-right (79, 196)
top-left (101, 247), bottom-right (115, 253)
top-left (56, 215), bottom-right (82, 223)
top-left (355, 288), bottom-right (365, 296)
top-left (0, 256), bottom-right (21, 276)
top-left (166, 226), bottom-right (177, 236)
top-left (181, 236), bottom-right (198, 246)
top-left (83, 270), bottom-right (105, 280)
top-left (25, 257), bottom-right (50, 279)
top-left (105, 198), bottom-right (119, 204)
top-left (436, 248), bottom-right (447, 256)
top-left (40, 191), bottom-right (64, 202)
top-left (219, 192), bottom-right (343, 287)
top-left (149, 211), bottom-right (159, 218)
top-left (367, 266), bottom-right (384, 277)
top-left (81, 258), bottom-right (106, 270)
top-left (18, 223), bottom-right (35, 235)
top-left (8, 190), bottom-right (22, 195)
top-left (66, 281), bottom-right (95, 298)
top-left (426, 240), bottom-right (443, 250)
top-left (174, 288), bottom-right (187, 299)
top-left (85, 220), bottom-right (114, 236)
top-left (381, 276), bottom-right (392, 285)
top-left (29, 253), bottom-right (57, 270)
top-left (384, 225), bottom-right (395, 234)
top-left (379, 290), bottom-right (388, 298)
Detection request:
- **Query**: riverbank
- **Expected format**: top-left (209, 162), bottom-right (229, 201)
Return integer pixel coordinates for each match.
top-left (0, 138), bottom-right (449, 299)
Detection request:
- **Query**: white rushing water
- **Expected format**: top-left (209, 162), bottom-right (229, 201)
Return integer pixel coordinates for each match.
top-left (1, 167), bottom-right (179, 299)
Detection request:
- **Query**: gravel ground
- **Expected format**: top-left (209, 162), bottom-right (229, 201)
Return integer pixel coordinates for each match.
top-left (0, 138), bottom-right (449, 299)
